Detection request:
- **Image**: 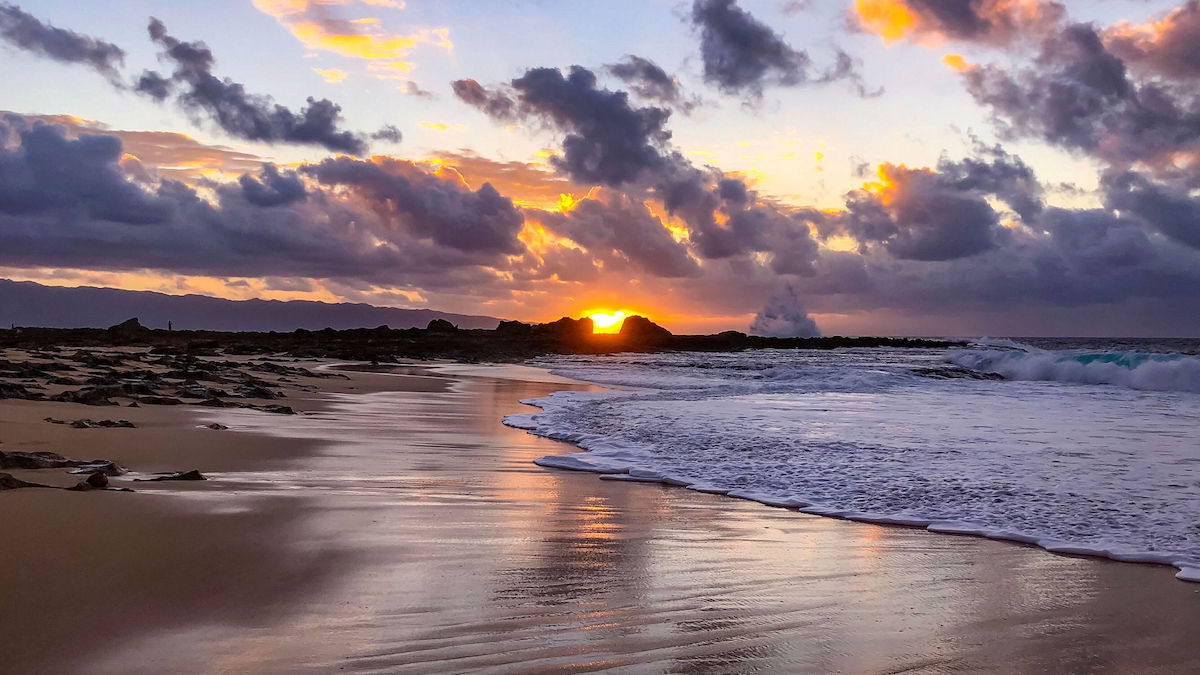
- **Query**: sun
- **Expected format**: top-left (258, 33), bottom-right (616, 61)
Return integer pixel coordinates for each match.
top-left (587, 310), bottom-right (628, 334)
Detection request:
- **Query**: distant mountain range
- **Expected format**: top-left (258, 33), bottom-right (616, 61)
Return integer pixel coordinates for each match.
top-left (0, 279), bottom-right (503, 331)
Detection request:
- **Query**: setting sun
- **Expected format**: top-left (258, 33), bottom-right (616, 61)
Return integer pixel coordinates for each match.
top-left (587, 311), bottom-right (628, 334)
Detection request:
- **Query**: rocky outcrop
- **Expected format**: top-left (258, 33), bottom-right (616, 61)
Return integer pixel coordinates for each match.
top-left (135, 469), bottom-right (205, 482)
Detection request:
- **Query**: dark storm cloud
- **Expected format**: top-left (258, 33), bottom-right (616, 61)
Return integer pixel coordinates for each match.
top-left (238, 163), bottom-right (307, 207)
top-left (450, 78), bottom-right (518, 120)
top-left (962, 21), bottom-right (1200, 186)
top-left (689, 0), bottom-right (868, 97)
top-left (0, 115), bottom-right (173, 224)
top-left (1105, 1), bottom-right (1200, 80)
top-left (690, 0), bottom-right (809, 95)
top-left (534, 194), bottom-right (700, 278)
top-left (301, 156), bottom-right (524, 254)
top-left (0, 115), bottom-right (523, 283)
top-left (138, 18), bottom-right (370, 154)
top-left (455, 66), bottom-right (673, 186)
top-left (0, 3), bottom-right (125, 78)
top-left (812, 150), bottom-right (1045, 262)
top-left (1102, 170), bottom-right (1200, 250)
top-left (606, 56), bottom-right (697, 112)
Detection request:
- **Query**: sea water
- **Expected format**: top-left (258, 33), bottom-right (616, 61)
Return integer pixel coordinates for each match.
top-left (504, 339), bottom-right (1200, 581)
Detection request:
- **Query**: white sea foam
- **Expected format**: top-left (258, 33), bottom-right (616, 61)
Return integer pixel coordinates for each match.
top-left (948, 340), bottom-right (1200, 393)
top-left (508, 348), bottom-right (1200, 582)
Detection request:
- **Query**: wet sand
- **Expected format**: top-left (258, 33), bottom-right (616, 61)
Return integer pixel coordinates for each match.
top-left (2, 364), bottom-right (1199, 673)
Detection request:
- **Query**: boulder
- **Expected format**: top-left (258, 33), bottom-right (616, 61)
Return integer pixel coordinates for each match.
top-left (67, 471), bottom-right (110, 491)
top-left (426, 318), bottom-right (457, 332)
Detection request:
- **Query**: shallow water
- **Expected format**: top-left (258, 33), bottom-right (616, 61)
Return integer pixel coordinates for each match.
top-left (507, 343), bottom-right (1200, 581)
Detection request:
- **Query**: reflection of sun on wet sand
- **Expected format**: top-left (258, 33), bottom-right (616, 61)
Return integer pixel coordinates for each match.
top-left (2, 351), bottom-right (1199, 672)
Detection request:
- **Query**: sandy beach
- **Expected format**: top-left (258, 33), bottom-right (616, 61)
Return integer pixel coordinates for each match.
top-left (2, 357), bottom-right (1199, 673)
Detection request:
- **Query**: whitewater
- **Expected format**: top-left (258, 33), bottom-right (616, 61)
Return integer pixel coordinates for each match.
top-left (504, 340), bottom-right (1200, 582)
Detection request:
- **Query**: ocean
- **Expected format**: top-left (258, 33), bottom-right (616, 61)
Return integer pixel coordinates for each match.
top-left (505, 339), bottom-right (1200, 582)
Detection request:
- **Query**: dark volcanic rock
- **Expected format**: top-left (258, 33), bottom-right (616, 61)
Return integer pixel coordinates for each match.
top-left (66, 471), bottom-right (110, 491)
top-left (0, 450), bottom-right (85, 470)
top-left (69, 460), bottom-right (126, 476)
top-left (136, 395), bottom-right (184, 406)
top-left (0, 381), bottom-right (44, 400)
top-left (617, 315), bottom-right (672, 347)
top-left (68, 419), bottom-right (137, 429)
top-left (0, 473), bottom-right (53, 490)
top-left (242, 403), bottom-right (295, 415)
top-left (50, 388), bottom-right (119, 406)
top-left (426, 318), bottom-right (457, 332)
top-left (135, 469), bottom-right (205, 482)
top-left (204, 423), bottom-right (229, 430)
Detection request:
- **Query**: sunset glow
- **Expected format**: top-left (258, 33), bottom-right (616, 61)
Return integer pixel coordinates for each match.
top-left (587, 311), bottom-right (628, 334)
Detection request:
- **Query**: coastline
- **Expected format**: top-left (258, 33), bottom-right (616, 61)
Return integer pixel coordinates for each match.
top-left (2, 358), bottom-right (1199, 672)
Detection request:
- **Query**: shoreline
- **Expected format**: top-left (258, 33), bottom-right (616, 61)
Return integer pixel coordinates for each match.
top-left (3, 354), bottom-right (1199, 671)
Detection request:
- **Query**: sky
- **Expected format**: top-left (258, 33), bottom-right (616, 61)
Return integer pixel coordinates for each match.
top-left (1, 0), bottom-right (1199, 336)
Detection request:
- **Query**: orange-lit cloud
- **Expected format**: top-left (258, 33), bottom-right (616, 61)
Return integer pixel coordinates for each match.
top-left (853, 0), bottom-right (1062, 46)
top-left (313, 67), bottom-right (348, 83)
top-left (253, 0), bottom-right (451, 65)
top-left (942, 53), bottom-right (973, 72)
top-left (1104, 3), bottom-right (1200, 80)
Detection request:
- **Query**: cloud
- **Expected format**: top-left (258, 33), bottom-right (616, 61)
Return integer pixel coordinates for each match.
top-left (852, 0), bottom-right (1064, 46)
top-left (0, 114), bottom-right (524, 286)
top-left (750, 284), bottom-right (820, 337)
top-left (1104, 1), bottom-right (1200, 80)
top-left (690, 0), bottom-right (864, 97)
top-left (3, 111), bottom-right (265, 179)
top-left (454, 66), bottom-right (674, 186)
top-left (301, 155), bottom-right (525, 254)
top-left (314, 67), bottom-right (348, 83)
top-left (606, 55), bottom-right (698, 112)
top-left (534, 193), bottom-right (700, 278)
top-left (238, 163), bottom-right (307, 207)
top-left (251, 0), bottom-right (450, 70)
top-left (0, 3), bottom-right (125, 78)
top-left (135, 18), bottom-right (374, 154)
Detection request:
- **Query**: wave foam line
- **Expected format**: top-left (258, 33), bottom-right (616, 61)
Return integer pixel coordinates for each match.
top-left (505, 398), bottom-right (1200, 584)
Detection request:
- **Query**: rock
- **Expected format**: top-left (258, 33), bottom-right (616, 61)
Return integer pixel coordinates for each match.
top-left (0, 472), bottom-right (52, 490)
top-left (67, 419), bottom-right (137, 429)
top-left (66, 471), bottom-right (111, 491)
top-left (205, 423), bottom-right (228, 430)
top-left (128, 401), bottom-right (140, 408)
top-left (0, 450), bottom-right (83, 470)
top-left (243, 403), bottom-right (295, 415)
top-left (107, 317), bottom-right (149, 333)
top-left (49, 388), bottom-right (119, 406)
top-left (44, 417), bottom-right (67, 425)
top-left (496, 320), bottom-right (532, 336)
top-left (0, 381), bottom-right (44, 400)
top-left (198, 397), bottom-right (232, 408)
top-left (136, 395), bottom-right (184, 406)
top-left (617, 315), bottom-right (672, 347)
top-left (426, 318), bottom-right (457, 332)
top-left (135, 469), bottom-right (205, 482)
top-left (69, 460), bottom-right (126, 476)
top-left (47, 376), bottom-right (81, 386)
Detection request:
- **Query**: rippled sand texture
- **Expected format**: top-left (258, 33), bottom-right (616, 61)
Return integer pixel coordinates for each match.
top-left (3, 366), bottom-right (1199, 673)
